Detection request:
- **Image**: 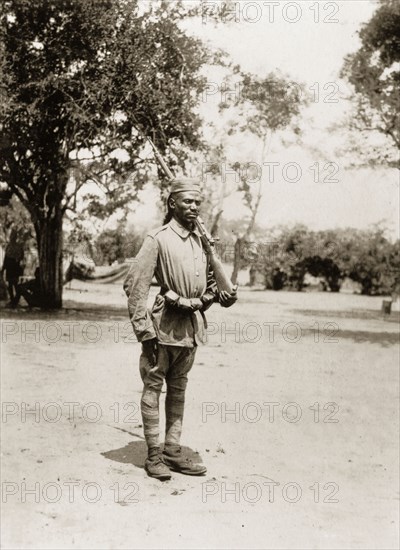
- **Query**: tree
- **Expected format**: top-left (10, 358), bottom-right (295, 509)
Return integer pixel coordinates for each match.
top-left (218, 71), bottom-right (306, 283)
top-left (339, 227), bottom-right (399, 296)
top-left (93, 226), bottom-right (144, 266)
top-left (340, 0), bottom-right (400, 168)
top-left (0, 0), bottom-right (211, 308)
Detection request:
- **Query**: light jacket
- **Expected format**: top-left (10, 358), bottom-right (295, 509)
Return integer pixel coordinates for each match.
top-left (123, 218), bottom-right (218, 347)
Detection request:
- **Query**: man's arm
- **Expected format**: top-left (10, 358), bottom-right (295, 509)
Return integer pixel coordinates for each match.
top-left (123, 236), bottom-right (158, 342)
top-left (201, 260), bottom-right (237, 310)
top-left (200, 264), bottom-right (219, 312)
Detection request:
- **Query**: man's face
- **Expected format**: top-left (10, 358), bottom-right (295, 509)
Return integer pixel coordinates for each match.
top-left (170, 191), bottom-right (202, 227)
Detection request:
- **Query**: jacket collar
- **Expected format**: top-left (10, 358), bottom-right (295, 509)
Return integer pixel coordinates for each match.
top-left (169, 217), bottom-right (200, 239)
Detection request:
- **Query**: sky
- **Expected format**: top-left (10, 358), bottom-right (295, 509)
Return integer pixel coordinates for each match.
top-left (129, 0), bottom-right (399, 239)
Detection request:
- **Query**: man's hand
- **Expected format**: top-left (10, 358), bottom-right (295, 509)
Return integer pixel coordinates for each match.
top-left (165, 291), bottom-right (206, 313)
top-left (219, 285), bottom-right (238, 308)
top-left (142, 338), bottom-right (159, 366)
top-left (177, 297), bottom-right (203, 312)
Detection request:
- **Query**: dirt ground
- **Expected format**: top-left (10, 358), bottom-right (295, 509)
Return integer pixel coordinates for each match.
top-left (1, 282), bottom-right (399, 549)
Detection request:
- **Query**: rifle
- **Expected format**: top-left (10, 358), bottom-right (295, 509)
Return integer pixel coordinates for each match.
top-left (146, 136), bottom-right (175, 180)
top-left (144, 135), bottom-right (234, 294)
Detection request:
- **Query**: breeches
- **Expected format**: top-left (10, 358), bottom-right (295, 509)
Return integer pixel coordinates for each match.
top-left (139, 344), bottom-right (197, 448)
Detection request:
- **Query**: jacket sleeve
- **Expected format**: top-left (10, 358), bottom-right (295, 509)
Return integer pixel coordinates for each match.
top-left (123, 236), bottom-right (158, 342)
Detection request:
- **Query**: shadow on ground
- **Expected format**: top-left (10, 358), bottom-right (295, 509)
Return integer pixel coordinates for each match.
top-left (0, 300), bottom-right (127, 321)
top-left (293, 308), bottom-right (400, 323)
top-left (336, 329), bottom-right (399, 347)
top-left (301, 328), bottom-right (399, 347)
top-left (102, 440), bottom-right (148, 470)
top-left (102, 440), bottom-right (204, 471)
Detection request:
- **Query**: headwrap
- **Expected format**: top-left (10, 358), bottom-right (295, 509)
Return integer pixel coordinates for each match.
top-left (169, 177), bottom-right (202, 195)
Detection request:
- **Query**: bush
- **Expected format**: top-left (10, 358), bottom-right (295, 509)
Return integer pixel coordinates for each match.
top-left (249, 225), bottom-right (399, 296)
top-left (94, 228), bottom-right (144, 266)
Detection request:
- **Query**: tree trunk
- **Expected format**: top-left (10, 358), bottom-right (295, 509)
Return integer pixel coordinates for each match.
top-left (249, 265), bottom-right (257, 287)
top-left (231, 237), bottom-right (243, 285)
top-left (35, 207), bottom-right (64, 309)
top-left (210, 210), bottom-right (223, 237)
top-left (360, 278), bottom-right (372, 295)
top-left (295, 269), bottom-right (306, 291)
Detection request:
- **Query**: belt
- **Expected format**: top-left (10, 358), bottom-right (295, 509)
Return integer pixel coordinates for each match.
top-left (158, 288), bottom-right (210, 328)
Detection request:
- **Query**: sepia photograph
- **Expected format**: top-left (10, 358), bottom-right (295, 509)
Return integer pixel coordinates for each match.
top-left (0, 0), bottom-right (399, 548)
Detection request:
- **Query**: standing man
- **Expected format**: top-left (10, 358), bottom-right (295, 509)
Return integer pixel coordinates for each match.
top-left (123, 178), bottom-right (237, 480)
top-left (1, 228), bottom-right (26, 306)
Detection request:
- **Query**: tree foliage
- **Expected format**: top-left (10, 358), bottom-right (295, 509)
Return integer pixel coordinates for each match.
top-left (248, 225), bottom-right (399, 296)
top-left (341, 0), bottom-right (400, 167)
top-left (93, 226), bottom-right (144, 266)
top-left (220, 70), bottom-right (304, 137)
